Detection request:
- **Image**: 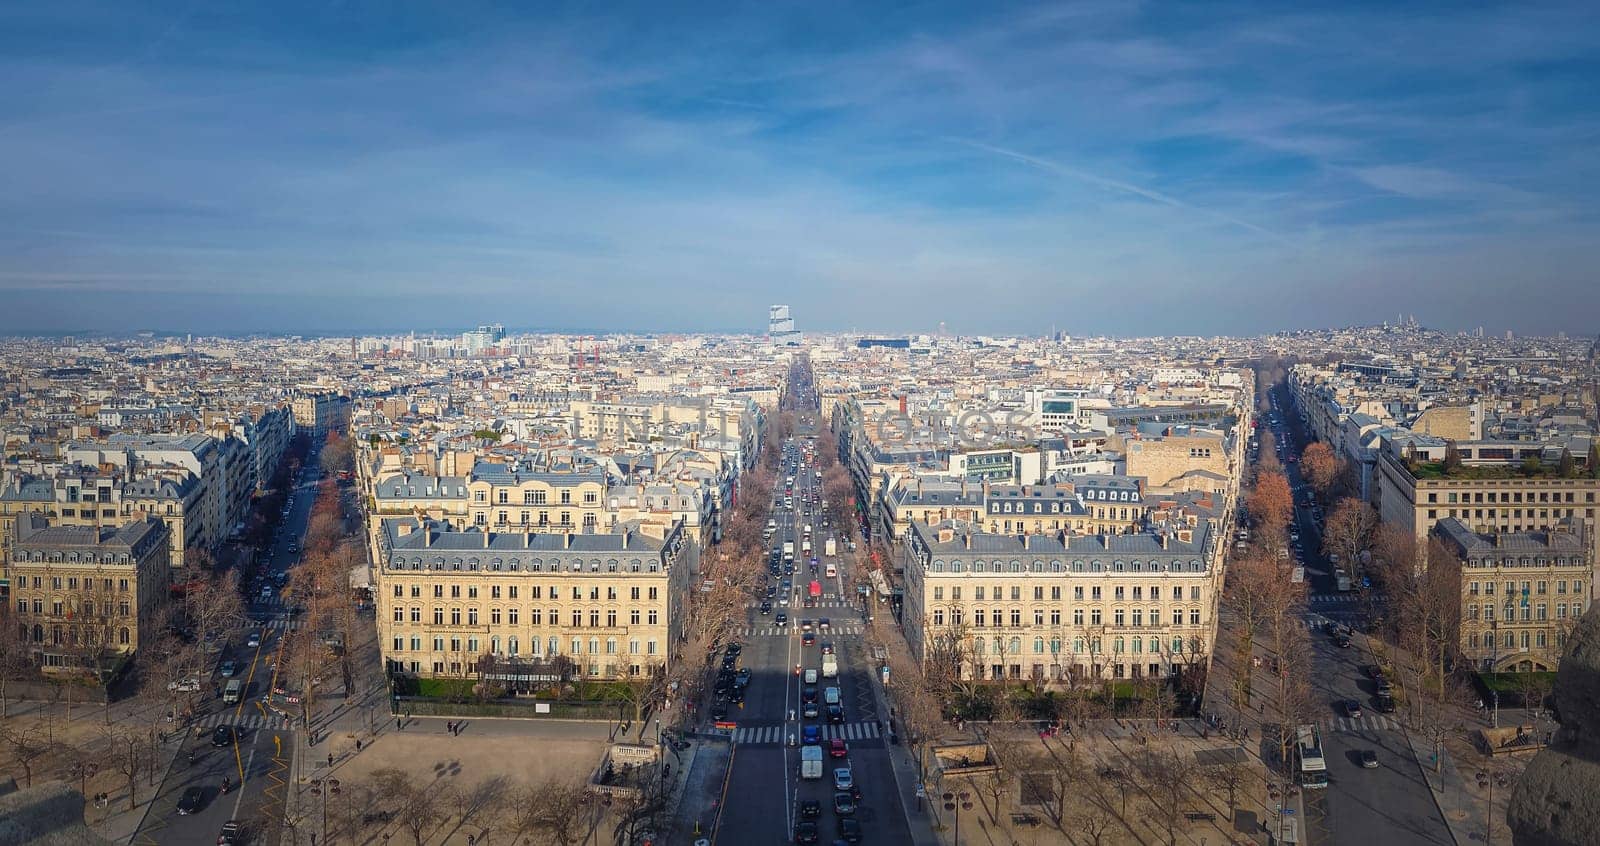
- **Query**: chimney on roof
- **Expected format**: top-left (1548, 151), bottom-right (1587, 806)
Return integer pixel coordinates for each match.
top-left (899, 394), bottom-right (907, 415)
top-left (423, 522), bottom-right (432, 548)
top-left (484, 529), bottom-right (491, 549)
top-left (1160, 532), bottom-right (1169, 550)
top-left (964, 531), bottom-right (972, 550)
top-left (1023, 534), bottom-right (1031, 550)
top-left (565, 533), bottom-right (575, 549)
top-left (1022, 485), bottom-right (1030, 496)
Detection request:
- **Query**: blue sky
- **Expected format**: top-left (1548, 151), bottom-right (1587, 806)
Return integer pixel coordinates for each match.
top-left (2, 0), bottom-right (1597, 336)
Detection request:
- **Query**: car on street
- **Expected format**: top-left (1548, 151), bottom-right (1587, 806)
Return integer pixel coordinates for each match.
top-left (1374, 693), bottom-right (1397, 713)
top-left (827, 704), bottom-right (844, 723)
top-left (245, 630), bottom-right (263, 648)
top-left (710, 703), bottom-right (728, 720)
top-left (836, 817), bottom-right (863, 844)
top-left (217, 819), bottom-right (243, 845)
top-left (833, 767), bottom-right (854, 791)
top-left (219, 660), bottom-right (238, 678)
top-left (829, 738), bottom-right (848, 758)
top-left (176, 786), bottom-right (206, 815)
top-left (799, 799), bottom-right (821, 819)
top-left (820, 641), bottom-right (834, 655)
top-left (1360, 749), bottom-right (1379, 768)
top-left (833, 791), bottom-right (856, 815)
top-left (803, 725), bottom-right (821, 745)
top-left (794, 820), bottom-right (820, 844)
top-left (802, 632), bottom-right (816, 647)
top-left (803, 701), bottom-right (819, 718)
top-left (211, 725), bottom-right (237, 748)
top-left (1343, 699), bottom-right (1363, 718)
top-left (803, 686), bottom-right (818, 703)
top-left (760, 601), bottom-right (773, 615)
top-left (1335, 632), bottom-right (1352, 648)
top-left (819, 618), bottom-right (830, 631)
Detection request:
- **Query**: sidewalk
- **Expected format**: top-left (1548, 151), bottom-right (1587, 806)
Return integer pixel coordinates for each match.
top-left (867, 652), bottom-right (962, 846)
top-left (1202, 598), bottom-right (1307, 845)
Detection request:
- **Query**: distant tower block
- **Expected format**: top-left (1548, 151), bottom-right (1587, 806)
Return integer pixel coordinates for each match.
top-left (768, 305), bottom-right (799, 343)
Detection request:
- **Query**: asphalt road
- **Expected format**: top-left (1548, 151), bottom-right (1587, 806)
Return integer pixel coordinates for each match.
top-left (1267, 385), bottom-right (1448, 846)
top-left (716, 419), bottom-right (911, 845)
top-left (135, 457), bottom-right (320, 845)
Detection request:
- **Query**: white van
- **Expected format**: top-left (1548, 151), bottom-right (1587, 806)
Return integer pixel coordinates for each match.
top-left (223, 678), bottom-right (244, 704)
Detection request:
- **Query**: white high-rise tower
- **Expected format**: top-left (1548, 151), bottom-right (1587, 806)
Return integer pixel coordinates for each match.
top-left (768, 305), bottom-right (799, 343)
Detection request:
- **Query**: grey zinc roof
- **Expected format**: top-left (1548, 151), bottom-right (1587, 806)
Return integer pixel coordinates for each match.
top-left (469, 461), bottom-right (606, 486)
top-left (0, 477), bottom-right (52, 502)
top-left (384, 518), bottom-right (667, 555)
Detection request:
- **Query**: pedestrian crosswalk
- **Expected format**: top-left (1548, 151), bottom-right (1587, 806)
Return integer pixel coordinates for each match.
top-left (261, 617), bottom-right (303, 631)
top-left (731, 720), bottom-right (882, 745)
top-left (1318, 714), bottom-right (1401, 733)
top-left (747, 598), bottom-right (857, 610)
top-left (1310, 594), bottom-right (1365, 603)
top-left (738, 624), bottom-right (864, 638)
top-left (194, 709), bottom-right (294, 732)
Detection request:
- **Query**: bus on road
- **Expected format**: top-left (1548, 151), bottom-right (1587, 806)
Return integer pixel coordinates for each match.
top-left (1296, 724), bottom-right (1329, 788)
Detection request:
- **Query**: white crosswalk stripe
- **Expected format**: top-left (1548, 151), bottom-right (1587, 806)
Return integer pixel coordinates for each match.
top-left (1319, 714), bottom-right (1400, 733)
top-left (731, 721), bottom-right (881, 745)
top-left (262, 618), bottom-right (303, 630)
top-left (195, 710), bottom-right (294, 732)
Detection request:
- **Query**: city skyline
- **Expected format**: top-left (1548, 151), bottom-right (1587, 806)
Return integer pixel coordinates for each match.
top-left (3, 1), bottom-right (1598, 336)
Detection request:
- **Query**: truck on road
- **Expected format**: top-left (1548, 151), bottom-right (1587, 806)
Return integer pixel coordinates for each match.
top-left (822, 653), bottom-right (838, 678)
top-left (801, 745), bottom-right (824, 779)
top-left (783, 541), bottom-right (795, 562)
top-left (824, 537), bottom-right (837, 557)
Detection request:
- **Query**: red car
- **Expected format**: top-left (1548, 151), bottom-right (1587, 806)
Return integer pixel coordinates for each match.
top-left (829, 738), bottom-right (848, 758)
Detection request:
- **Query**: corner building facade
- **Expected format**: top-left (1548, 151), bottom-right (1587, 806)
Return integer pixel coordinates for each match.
top-left (376, 517), bottom-right (691, 682)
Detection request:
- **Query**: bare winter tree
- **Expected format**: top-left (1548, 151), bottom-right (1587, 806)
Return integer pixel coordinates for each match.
top-left (1246, 470), bottom-right (1294, 546)
top-left (1298, 441), bottom-right (1346, 500)
top-left (1322, 497), bottom-right (1380, 574)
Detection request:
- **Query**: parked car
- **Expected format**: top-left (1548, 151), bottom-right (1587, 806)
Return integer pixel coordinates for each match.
top-left (168, 677), bottom-right (201, 693)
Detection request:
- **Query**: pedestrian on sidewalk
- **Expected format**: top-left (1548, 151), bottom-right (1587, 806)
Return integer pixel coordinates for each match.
top-left (396, 717), bottom-right (403, 731)
top-left (446, 720), bottom-right (454, 734)
top-left (355, 738), bottom-right (362, 752)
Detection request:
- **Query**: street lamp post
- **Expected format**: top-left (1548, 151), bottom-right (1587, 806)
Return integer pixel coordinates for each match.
top-left (309, 777), bottom-right (340, 845)
top-left (1477, 768), bottom-right (1511, 846)
top-left (942, 790), bottom-right (972, 845)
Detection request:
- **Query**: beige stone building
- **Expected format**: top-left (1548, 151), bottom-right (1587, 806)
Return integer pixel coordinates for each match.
top-left (901, 518), bottom-right (1219, 685)
top-left (1120, 431), bottom-right (1229, 489)
top-left (6, 513), bottom-right (170, 672)
top-left (376, 517), bottom-right (692, 682)
top-left (1435, 518), bottom-right (1591, 672)
top-left (1374, 447), bottom-right (1600, 590)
